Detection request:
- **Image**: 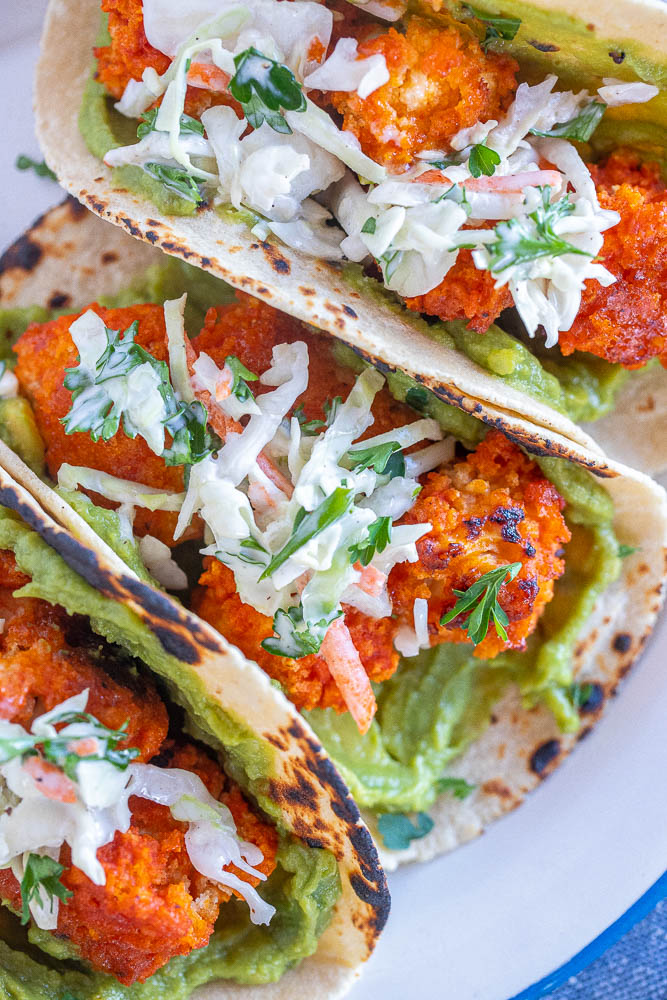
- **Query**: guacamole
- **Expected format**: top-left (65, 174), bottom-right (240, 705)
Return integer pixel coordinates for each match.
top-left (0, 507), bottom-right (340, 994)
top-left (0, 261), bottom-right (621, 820)
top-left (78, 3), bottom-right (667, 425)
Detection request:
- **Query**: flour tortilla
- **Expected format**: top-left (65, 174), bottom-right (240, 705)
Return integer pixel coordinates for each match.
top-left (0, 212), bottom-right (390, 997)
top-left (1, 201), bottom-right (666, 871)
top-left (39, 0), bottom-right (661, 461)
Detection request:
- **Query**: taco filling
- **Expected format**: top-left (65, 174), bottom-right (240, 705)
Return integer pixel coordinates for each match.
top-left (4, 268), bottom-right (621, 820)
top-left (79, 0), bottom-right (665, 414)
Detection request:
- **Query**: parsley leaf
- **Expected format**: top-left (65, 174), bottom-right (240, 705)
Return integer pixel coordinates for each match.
top-left (440, 562), bottom-right (521, 645)
top-left (0, 708), bottom-right (140, 780)
top-left (436, 776), bottom-right (476, 799)
top-left (464, 5), bottom-right (521, 50)
top-left (349, 516), bottom-right (392, 566)
top-left (377, 812), bottom-right (434, 850)
top-left (261, 605), bottom-right (336, 658)
top-left (293, 404), bottom-right (325, 435)
top-left (618, 543), bottom-right (639, 559)
top-left (63, 320), bottom-right (219, 466)
top-left (15, 155), bottom-right (57, 181)
top-left (229, 47), bottom-right (306, 133)
top-left (225, 354), bottom-right (258, 402)
top-left (347, 440), bottom-right (404, 475)
top-left (484, 188), bottom-right (592, 273)
top-left (143, 162), bottom-right (207, 204)
top-left (530, 100), bottom-right (607, 142)
top-left (137, 108), bottom-right (205, 139)
top-left (20, 855), bottom-right (72, 926)
top-left (468, 142), bottom-right (501, 178)
top-left (260, 488), bottom-right (354, 580)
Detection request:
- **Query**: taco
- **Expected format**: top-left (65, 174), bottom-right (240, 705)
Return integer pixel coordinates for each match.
top-left (35, 0), bottom-right (667, 470)
top-left (0, 217), bottom-right (389, 999)
top-left (1, 201), bottom-right (666, 870)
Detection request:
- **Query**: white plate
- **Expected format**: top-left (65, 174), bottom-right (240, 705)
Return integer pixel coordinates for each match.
top-left (1, 6), bottom-right (666, 998)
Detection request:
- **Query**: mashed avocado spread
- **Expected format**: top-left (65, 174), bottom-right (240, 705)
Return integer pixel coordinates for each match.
top-left (0, 262), bottom-right (620, 826)
top-left (0, 301), bottom-right (341, 990)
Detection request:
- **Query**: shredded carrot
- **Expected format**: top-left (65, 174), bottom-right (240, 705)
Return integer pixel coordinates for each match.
top-left (320, 617), bottom-right (377, 733)
top-left (23, 757), bottom-right (77, 804)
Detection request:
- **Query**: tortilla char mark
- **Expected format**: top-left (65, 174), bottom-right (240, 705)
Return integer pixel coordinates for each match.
top-left (0, 555), bottom-right (277, 985)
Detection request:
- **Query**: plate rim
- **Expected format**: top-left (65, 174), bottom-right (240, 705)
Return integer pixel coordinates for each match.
top-left (507, 868), bottom-right (667, 999)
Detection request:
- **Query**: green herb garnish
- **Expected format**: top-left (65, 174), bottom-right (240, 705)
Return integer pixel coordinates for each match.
top-left (468, 142), bottom-right (501, 178)
top-left (225, 354), bottom-right (258, 402)
top-left (260, 488), bottom-right (354, 579)
top-left (143, 162), bottom-right (207, 204)
top-left (229, 47), bottom-right (306, 133)
top-left (349, 516), bottom-right (392, 566)
top-left (15, 155), bottom-right (57, 181)
top-left (440, 562), bottom-right (521, 645)
top-left (361, 217), bottom-right (377, 234)
top-left (530, 101), bottom-right (607, 142)
top-left (436, 776), bottom-right (476, 799)
top-left (377, 812), bottom-right (434, 850)
top-left (484, 188), bottom-right (591, 273)
top-left (262, 605), bottom-right (336, 658)
top-left (20, 855), bottom-right (72, 926)
top-left (464, 5), bottom-right (521, 50)
top-left (347, 440), bottom-right (404, 475)
top-left (137, 108), bottom-right (205, 139)
top-left (618, 543), bottom-right (639, 559)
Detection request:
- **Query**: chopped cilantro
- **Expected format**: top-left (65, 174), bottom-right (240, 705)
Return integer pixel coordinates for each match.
top-left (15, 155), bottom-right (57, 181)
top-left (229, 47), bottom-right (306, 133)
top-left (137, 108), bottom-right (205, 139)
top-left (260, 488), bottom-right (354, 579)
top-left (349, 516), bottom-right (392, 566)
top-left (530, 100), bottom-right (607, 142)
top-left (20, 855), bottom-right (72, 926)
top-left (262, 605), bottom-right (336, 658)
top-left (484, 188), bottom-right (592, 273)
top-left (436, 776), bottom-right (476, 799)
top-left (464, 5), bottom-right (521, 50)
top-left (440, 562), bottom-right (521, 645)
top-left (347, 440), bottom-right (403, 475)
top-left (225, 354), bottom-right (258, 402)
top-left (377, 812), bottom-right (434, 850)
top-left (618, 543), bottom-right (639, 559)
top-left (361, 216), bottom-right (377, 234)
top-left (569, 682), bottom-right (594, 711)
top-left (405, 386), bottom-right (429, 411)
top-left (143, 162), bottom-right (207, 204)
top-left (468, 142), bottom-right (501, 178)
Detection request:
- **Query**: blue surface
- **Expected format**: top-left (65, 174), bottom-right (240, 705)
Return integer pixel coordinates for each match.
top-left (509, 875), bottom-right (667, 1000)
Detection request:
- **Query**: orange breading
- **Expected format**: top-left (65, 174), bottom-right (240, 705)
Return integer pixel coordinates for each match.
top-left (389, 431), bottom-right (570, 657)
top-left (405, 248), bottom-right (514, 332)
top-left (0, 572), bottom-right (167, 760)
top-left (196, 295), bottom-right (416, 435)
top-left (192, 558), bottom-right (399, 713)
top-left (558, 151), bottom-right (667, 369)
top-left (14, 303), bottom-right (189, 546)
top-left (0, 564), bottom-right (277, 985)
top-left (95, 0), bottom-right (240, 119)
top-left (326, 16), bottom-right (517, 170)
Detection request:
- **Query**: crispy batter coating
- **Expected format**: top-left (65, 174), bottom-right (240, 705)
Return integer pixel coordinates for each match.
top-left (326, 16), bottom-right (517, 170)
top-left (558, 151), bottom-right (667, 369)
top-left (0, 556), bottom-right (277, 985)
top-left (390, 431), bottom-right (570, 657)
top-left (14, 304), bottom-right (188, 546)
top-left (405, 248), bottom-right (513, 332)
top-left (192, 558), bottom-right (399, 712)
top-left (96, 0), bottom-right (239, 118)
top-left (196, 295), bottom-right (415, 434)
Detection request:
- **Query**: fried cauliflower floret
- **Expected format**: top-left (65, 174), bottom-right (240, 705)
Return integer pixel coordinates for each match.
top-left (192, 558), bottom-right (399, 712)
top-left (558, 151), bottom-right (667, 369)
top-left (196, 294), bottom-right (415, 434)
top-left (95, 0), bottom-right (240, 119)
top-left (326, 16), bottom-right (517, 170)
top-left (0, 573), bottom-right (277, 985)
top-left (0, 564), bottom-right (167, 759)
top-left (14, 304), bottom-right (188, 545)
top-left (404, 248), bottom-right (513, 331)
top-left (389, 431), bottom-right (570, 657)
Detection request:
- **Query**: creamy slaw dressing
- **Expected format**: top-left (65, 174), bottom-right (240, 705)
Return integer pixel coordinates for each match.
top-left (103, 0), bottom-right (658, 345)
top-left (0, 691), bottom-right (275, 931)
